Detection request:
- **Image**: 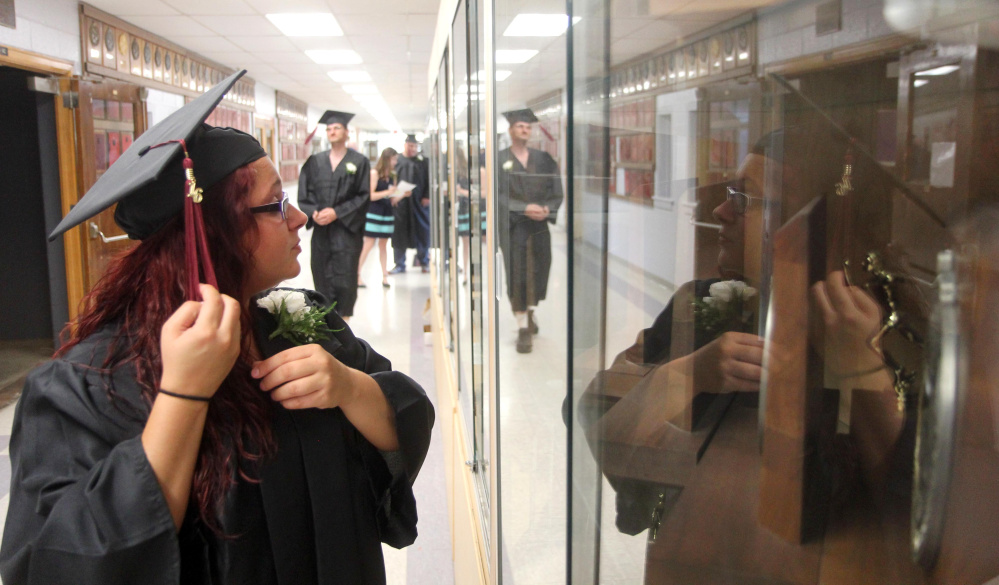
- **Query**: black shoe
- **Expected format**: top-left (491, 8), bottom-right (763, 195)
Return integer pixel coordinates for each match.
top-left (388, 265), bottom-right (406, 274)
top-left (528, 310), bottom-right (539, 335)
top-left (382, 280), bottom-right (391, 288)
top-left (516, 328), bottom-right (533, 353)
top-left (421, 265), bottom-right (430, 273)
top-left (358, 281), bottom-right (367, 289)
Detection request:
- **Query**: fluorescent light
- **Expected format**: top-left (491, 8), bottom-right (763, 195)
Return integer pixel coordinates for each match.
top-left (496, 50), bottom-right (538, 64)
top-left (915, 64), bottom-right (960, 76)
top-left (307, 50), bottom-right (362, 65)
top-left (914, 79), bottom-right (930, 87)
top-left (503, 14), bottom-right (581, 37)
top-left (266, 13), bottom-right (343, 37)
top-left (343, 84), bottom-right (379, 94)
top-left (328, 70), bottom-right (371, 83)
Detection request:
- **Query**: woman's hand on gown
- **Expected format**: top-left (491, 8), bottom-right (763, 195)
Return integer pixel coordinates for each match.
top-left (159, 284), bottom-right (241, 398)
top-left (252, 344), bottom-right (361, 410)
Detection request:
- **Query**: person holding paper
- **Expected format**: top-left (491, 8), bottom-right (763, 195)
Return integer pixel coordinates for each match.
top-left (390, 134), bottom-right (431, 273)
top-left (358, 148), bottom-right (408, 288)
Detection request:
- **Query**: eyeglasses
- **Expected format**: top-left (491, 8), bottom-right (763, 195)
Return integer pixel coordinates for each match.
top-left (249, 193), bottom-right (290, 221)
top-left (725, 186), bottom-right (762, 215)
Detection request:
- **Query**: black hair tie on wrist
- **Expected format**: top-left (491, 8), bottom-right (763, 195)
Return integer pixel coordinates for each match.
top-left (158, 389), bottom-right (212, 402)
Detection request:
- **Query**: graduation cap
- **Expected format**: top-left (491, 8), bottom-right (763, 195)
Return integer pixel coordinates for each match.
top-left (405, 134), bottom-right (418, 143)
top-left (319, 110), bottom-right (355, 126)
top-left (49, 69), bottom-right (267, 300)
top-left (502, 108), bottom-right (538, 124)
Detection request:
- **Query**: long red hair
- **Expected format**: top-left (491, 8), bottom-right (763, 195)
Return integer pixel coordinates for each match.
top-left (58, 165), bottom-right (275, 533)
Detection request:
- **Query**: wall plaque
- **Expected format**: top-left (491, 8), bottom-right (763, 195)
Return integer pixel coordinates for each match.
top-left (0, 0), bottom-right (14, 30)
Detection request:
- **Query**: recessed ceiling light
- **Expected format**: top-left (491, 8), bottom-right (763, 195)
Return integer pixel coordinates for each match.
top-left (266, 13), bottom-right (343, 37)
top-left (308, 50), bottom-right (363, 65)
top-left (502, 14), bottom-right (581, 37)
top-left (343, 84), bottom-right (379, 94)
top-left (496, 50), bottom-right (538, 64)
top-left (471, 69), bottom-right (512, 81)
top-left (915, 64), bottom-right (960, 76)
top-left (327, 70), bottom-right (371, 82)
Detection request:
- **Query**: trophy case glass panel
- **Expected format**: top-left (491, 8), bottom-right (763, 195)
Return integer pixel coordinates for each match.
top-left (438, 51), bottom-right (454, 354)
top-left (494, 0), bottom-right (570, 581)
top-left (564, 1), bottom-right (999, 584)
top-left (452, 2), bottom-right (476, 462)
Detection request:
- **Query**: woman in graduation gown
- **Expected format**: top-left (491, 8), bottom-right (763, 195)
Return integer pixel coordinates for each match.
top-left (0, 72), bottom-right (434, 585)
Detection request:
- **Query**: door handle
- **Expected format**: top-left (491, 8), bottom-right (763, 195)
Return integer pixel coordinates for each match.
top-left (88, 222), bottom-right (129, 243)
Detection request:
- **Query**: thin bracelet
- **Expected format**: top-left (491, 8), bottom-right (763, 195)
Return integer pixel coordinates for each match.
top-left (158, 389), bottom-right (211, 402)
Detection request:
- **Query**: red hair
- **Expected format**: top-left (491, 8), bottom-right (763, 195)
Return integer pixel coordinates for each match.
top-left (59, 164), bottom-right (275, 534)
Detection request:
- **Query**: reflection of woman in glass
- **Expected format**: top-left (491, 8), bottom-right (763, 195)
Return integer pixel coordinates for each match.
top-left (579, 123), bottom-right (922, 583)
top-left (359, 147), bottom-right (406, 288)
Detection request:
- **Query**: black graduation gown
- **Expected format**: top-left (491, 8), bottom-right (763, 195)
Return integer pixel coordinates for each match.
top-left (391, 154), bottom-right (430, 251)
top-left (0, 288), bottom-right (435, 585)
top-left (298, 149), bottom-right (371, 316)
top-left (496, 147), bottom-right (564, 312)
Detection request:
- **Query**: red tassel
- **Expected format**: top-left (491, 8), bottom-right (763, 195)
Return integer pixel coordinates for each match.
top-left (146, 138), bottom-right (219, 302)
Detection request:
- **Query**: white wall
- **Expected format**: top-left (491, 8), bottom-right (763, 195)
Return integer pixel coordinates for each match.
top-left (254, 80), bottom-right (276, 120)
top-left (0, 0), bottom-right (80, 73)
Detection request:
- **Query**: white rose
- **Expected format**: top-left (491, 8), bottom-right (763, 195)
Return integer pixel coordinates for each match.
top-left (702, 296), bottom-right (716, 306)
top-left (345, 162), bottom-right (357, 174)
top-left (283, 291), bottom-right (308, 320)
top-left (256, 290), bottom-right (285, 314)
top-left (708, 281), bottom-right (734, 303)
top-left (502, 160), bottom-right (513, 171)
top-left (742, 286), bottom-right (757, 300)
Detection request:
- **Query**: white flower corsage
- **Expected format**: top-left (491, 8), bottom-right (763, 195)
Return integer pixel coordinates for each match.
top-left (257, 289), bottom-right (337, 345)
top-left (502, 160), bottom-right (514, 171)
top-left (417, 154), bottom-right (424, 162)
top-left (345, 162), bottom-right (357, 175)
top-left (692, 280), bottom-right (757, 341)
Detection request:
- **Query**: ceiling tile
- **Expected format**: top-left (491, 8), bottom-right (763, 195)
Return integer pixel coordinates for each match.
top-left (251, 51), bottom-right (317, 64)
top-left (163, 0), bottom-right (255, 15)
top-left (175, 36), bottom-right (244, 53)
top-left (227, 35), bottom-right (300, 52)
top-left (193, 14), bottom-right (280, 36)
top-left (85, 0), bottom-right (180, 16)
top-left (244, 0), bottom-right (332, 12)
top-left (198, 50), bottom-right (256, 66)
top-left (407, 14), bottom-right (437, 30)
top-left (121, 15), bottom-right (216, 37)
top-left (287, 36), bottom-right (353, 51)
top-left (408, 35), bottom-right (434, 52)
top-left (336, 14), bottom-right (408, 35)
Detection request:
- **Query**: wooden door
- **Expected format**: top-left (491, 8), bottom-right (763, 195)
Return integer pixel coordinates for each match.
top-left (57, 78), bottom-right (147, 317)
top-left (254, 115), bottom-right (277, 163)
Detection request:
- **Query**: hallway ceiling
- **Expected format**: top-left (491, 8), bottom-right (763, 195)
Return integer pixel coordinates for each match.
top-left (85, 0), bottom-right (440, 132)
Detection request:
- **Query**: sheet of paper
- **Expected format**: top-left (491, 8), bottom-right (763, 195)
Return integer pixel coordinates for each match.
top-left (395, 180), bottom-right (417, 194)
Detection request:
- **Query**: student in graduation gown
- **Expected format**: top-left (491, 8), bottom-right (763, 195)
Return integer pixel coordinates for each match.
top-left (297, 110), bottom-right (371, 320)
top-left (496, 109), bottom-right (564, 353)
top-left (0, 71), bottom-right (434, 585)
top-left (389, 135), bottom-right (431, 273)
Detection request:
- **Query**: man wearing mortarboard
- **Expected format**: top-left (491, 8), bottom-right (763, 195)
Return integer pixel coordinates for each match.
top-left (497, 108), bottom-right (564, 353)
top-left (389, 134), bottom-right (431, 273)
top-left (297, 110), bottom-right (371, 320)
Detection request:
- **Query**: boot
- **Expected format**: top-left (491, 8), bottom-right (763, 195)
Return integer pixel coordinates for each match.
top-left (516, 328), bottom-right (533, 353)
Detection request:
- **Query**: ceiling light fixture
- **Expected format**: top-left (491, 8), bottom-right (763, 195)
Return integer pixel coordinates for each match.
top-left (308, 50), bottom-right (363, 65)
top-left (266, 13), bottom-right (343, 37)
top-left (495, 50), bottom-right (539, 64)
top-left (502, 13), bottom-right (581, 37)
top-left (914, 64), bottom-right (960, 76)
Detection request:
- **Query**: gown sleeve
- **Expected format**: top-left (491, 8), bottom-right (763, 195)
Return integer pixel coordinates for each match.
top-left (297, 156), bottom-right (319, 230)
top-left (0, 360), bottom-right (179, 585)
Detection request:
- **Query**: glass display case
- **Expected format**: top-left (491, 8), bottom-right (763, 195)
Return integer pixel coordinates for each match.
top-left (427, 0), bottom-right (999, 582)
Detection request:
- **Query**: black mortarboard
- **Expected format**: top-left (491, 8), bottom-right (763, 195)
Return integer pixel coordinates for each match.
top-left (405, 134), bottom-right (418, 143)
top-left (502, 108), bottom-right (538, 124)
top-left (319, 110), bottom-right (355, 126)
top-left (49, 69), bottom-right (265, 241)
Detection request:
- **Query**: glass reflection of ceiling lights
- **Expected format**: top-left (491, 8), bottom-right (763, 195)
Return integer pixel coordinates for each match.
top-left (471, 70), bottom-right (512, 81)
top-left (914, 79), bottom-right (930, 88)
top-left (308, 50), bottom-right (363, 65)
top-left (496, 50), bottom-right (539, 64)
top-left (328, 70), bottom-right (372, 82)
top-left (502, 13), bottom-right (582, 37)
top-left (266, 13), bottom-right (343, 36)
top-left (915, 64), bottom-right (960, 76)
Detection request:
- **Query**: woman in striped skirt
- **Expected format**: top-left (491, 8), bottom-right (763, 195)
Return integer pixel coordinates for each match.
top-left (359, 147), bottom-right (406, 288)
